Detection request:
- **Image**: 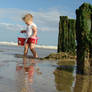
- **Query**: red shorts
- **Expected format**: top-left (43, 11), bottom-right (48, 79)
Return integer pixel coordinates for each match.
top-left (26, 37), bottom-right (38, 44)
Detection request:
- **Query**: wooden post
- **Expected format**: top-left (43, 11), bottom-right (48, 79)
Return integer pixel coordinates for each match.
top-left (76, 3), bottom-right (92, 74)
top-left (58, 16), bottom-right (68, 52)
top-left (58, 16), bottom-right (76, 53)
top-left (68, 19), bottom-right (76, 52)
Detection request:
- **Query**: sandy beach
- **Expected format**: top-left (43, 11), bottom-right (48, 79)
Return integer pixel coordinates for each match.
top-left (0, 45), bottom-right (92, 92)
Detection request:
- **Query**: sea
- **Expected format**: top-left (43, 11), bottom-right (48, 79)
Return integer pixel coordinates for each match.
top-left (0, 41), bottom-right (92, 92)
top-left (1, 29), bottom-right (92, 92)
top-left (0, 28), bottom-right (58, 49)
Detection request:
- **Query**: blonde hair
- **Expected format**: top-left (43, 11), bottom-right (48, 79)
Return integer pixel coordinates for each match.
top-left (22, 13), bottom-right (33, 22)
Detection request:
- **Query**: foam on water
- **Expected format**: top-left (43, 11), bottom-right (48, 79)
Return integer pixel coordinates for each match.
top-left (0, 41), bottom-right (57, 50)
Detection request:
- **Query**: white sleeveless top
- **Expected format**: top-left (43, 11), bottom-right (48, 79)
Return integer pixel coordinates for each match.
top-left (26, 23), bottom-right (37, 38)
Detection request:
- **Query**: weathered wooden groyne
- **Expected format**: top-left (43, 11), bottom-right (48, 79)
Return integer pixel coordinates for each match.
top-left (76, 3), bottom-right (92, 74)
top-left (58, 3), bottom-right (92, 74)
top-left (58, 16), bottom-right (76, 53)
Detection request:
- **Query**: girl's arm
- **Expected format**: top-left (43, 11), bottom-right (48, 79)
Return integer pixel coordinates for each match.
top-left (20, 30), bottom-right (26, 33)
top-left (32, 26), bottom-right (37, 38)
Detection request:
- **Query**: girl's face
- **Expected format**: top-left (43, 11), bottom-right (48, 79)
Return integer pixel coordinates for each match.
top-left (25, 20), bottom-right (32, 25)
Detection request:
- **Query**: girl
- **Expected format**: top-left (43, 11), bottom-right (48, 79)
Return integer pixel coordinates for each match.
top-left (21, 14), bottom-right (38, 58)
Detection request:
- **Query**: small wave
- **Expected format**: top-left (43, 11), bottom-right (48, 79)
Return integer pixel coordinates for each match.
top-left (0, 42), bottom-right (17, 46)
top-left (35, 45), bottom-right (57, 49)
top-left (0, 41), bottom-right (57, 50)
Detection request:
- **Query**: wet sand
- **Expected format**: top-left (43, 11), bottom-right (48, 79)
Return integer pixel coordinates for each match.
top-left (0, 45), bottom-right (92, 92)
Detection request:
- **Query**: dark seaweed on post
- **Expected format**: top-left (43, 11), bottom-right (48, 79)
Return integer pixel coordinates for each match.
top-left (58, 16), bottom-right (76, 53)
top-left (76, 3), bottom-right (92, 74)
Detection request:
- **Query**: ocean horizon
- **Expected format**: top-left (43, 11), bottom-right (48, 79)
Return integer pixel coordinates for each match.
top-left (0, 41), bottom-right (57, 50)
top-left (0, 28), bottom-right (58, 48)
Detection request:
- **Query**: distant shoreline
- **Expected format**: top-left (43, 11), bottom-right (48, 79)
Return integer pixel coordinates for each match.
top-left (0, 41), bottom-right (57, 50)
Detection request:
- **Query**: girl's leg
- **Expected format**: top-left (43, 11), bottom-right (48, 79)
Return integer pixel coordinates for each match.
top-left (30, 43), bottom-right (38, 58)
top-left (24, 43), bottom-right (29, 56)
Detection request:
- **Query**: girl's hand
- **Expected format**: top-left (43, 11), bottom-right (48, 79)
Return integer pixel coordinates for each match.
top-left (31, 36), bottom-right (39, 40)
top-left (20, 30), bottom-right (26, 33)
top-left (31, 35), bottom-right (36, 38)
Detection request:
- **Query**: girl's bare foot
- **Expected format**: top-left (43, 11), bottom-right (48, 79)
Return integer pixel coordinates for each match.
top-left (34, 55), bottom-right (39, 59)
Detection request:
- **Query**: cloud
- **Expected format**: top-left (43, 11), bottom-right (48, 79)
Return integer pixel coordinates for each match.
top-left (0, 8), bottom-right (75, 32)
top-left (0, 22), bottom-right (24, 31)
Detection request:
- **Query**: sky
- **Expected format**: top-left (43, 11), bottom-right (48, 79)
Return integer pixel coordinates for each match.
top-left (0, 0), bottom-right (92, 46)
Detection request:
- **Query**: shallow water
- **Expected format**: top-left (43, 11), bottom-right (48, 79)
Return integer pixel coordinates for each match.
top-left (0, 45), bottom-right (92, 92)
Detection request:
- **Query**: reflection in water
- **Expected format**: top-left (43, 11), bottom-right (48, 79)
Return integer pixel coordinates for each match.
top-left (53, 60), bottom-right (92, 92)
top-left (73, 58), bottom-right (92, 92)
top-left (74, 75), bottom-right (92, 92)
top-left (15, 57), bottom-right (92, 92)
top-left (23, 57), bottom-right (35, 84)
top-left (53, 64), bottom-right (75, 92)
top-left (16, 57), bottom-right (42, 92)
